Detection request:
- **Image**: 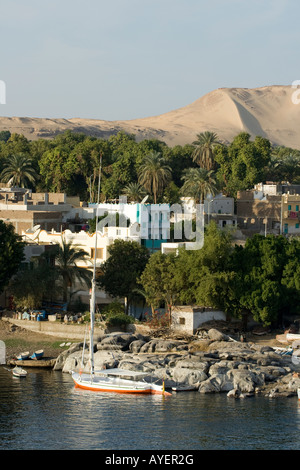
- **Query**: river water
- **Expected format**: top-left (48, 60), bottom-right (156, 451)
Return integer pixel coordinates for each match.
top-left (1, 366), bottom-right (300, 451)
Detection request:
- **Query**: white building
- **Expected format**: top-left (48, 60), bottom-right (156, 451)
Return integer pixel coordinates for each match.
top-left (22, 225), bottom-right (141, 306)
top-left (171, 306), bottom-right (226, 335)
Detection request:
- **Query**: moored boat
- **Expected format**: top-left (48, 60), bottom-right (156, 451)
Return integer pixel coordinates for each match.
top-left (16, 351), bottom-right (30, 360)
top-left (30, 349), bottom-right (44, 360)
top-left (12, 366), bottom-right (27, 377)
top-left (72, 369), bottom-right (171, 396)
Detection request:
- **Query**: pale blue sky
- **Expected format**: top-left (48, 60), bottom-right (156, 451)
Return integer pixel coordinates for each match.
top-left (0, 0), bottom-right (299, 120)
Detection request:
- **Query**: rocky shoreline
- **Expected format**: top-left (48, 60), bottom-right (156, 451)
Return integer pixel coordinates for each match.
top-left (54, 328), bottom-right (300, 399)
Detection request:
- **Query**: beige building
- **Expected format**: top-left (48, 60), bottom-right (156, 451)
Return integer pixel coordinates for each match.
top-left (281, 193), bottom-right (300, 235)
top-left (237, 186), bottom-right (300, 236)
top-left (0, 185), bottom-right (80, 234)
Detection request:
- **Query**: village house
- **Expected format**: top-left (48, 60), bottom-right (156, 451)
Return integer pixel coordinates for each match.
top-left (171, 305), bottom-right (226, 335)
top-left (0, 184), bottom-right (80, 234)
top-left (237, 183), bottom-right (300, 237)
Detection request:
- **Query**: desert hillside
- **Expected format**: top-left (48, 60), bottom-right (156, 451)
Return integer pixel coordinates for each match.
top-left (0, 85), bottom-right (299, 148)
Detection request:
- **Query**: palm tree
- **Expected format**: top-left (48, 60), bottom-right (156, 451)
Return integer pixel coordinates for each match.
top-left (122, 182), bottom-right (146, 202)
top-left (0, 154), bottom-right (38, 188)
top-left (192, 131), bottom-right (220, 170)
top-left (138, 151), bottom-right (172, 203)
top-left (181, 167), bottom-right (218, 203)
top-left (266, 151), bottom-right (300, 183)
top-left (48, 237), bottom-right (92, 304)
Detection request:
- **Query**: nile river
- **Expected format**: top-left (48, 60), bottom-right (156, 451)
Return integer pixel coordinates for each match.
top-left (1, 366), bottom-right (300, 451)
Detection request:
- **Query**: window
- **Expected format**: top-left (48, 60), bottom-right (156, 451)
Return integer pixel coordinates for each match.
top-left (296, 205), bottom-right (299, 212)
top-left (296, 223), bottom-right (299, 229)
top-left (91, 248), bottom-right (103, 259)
top-left (179, 317), bottom-right (185, 325)
top-left (288, 205), bottom-right (291, 211)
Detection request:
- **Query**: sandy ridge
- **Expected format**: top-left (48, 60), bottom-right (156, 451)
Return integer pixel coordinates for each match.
top-left (0, 85), bottom-right (299, 148)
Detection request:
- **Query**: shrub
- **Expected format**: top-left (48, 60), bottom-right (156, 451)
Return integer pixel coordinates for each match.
top-left (105, 312), bottom-right (133, 327)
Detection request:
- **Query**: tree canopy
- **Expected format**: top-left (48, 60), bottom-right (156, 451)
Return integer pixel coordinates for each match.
top-left (0, 128), bottom-right (297, 202)
top-left (0, 221), bottom-right (25, 295)
top-left (97, 239), bottom-right (150, 313)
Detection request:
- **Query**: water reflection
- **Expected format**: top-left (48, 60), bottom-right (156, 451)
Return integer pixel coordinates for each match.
top-left (1, 366), bottom-right (300, 450)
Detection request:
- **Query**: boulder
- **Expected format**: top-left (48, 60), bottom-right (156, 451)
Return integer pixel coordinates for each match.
top-left (207, 329), bottom-right (230, 342)
top-left (208, 360), bottom-right (238, 376)
top-left (226, 369), bottom-right (265, 393)
top-left (129, 340), bottom-right (146, 353)
top-left (97, 333), bottom-right (137, 351)
top-left (227, 388), bottom-right (240, 398)
top-left (174, 359), bottom-right (210, 374)
top-left (199, 373), bottom-right (233, 393)
top-left (62, 352), bottom-right (82, 373)
top-left (54, 342), bottom-right (85, 371)
top-left (172, 367), bottom-right (208, 387)
top-left (140, 340), bottom-right (159, 353)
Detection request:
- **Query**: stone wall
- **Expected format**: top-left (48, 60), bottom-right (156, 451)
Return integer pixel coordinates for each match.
top-left (4, 317), bottom-right (151, 340)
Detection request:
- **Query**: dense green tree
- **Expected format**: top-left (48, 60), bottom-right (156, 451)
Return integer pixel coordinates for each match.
top-left (46, 238), bottom-right (92, 305)
top-left (163, 144), bottom-right (196, 187)
top-left (2, 133), bottom-right (30, 156)
top-left (0, 221), bottom-right (25, 295)
top-left (97, 239), bottom-right (150, 314)
top-left (9, 263), bottom-right (59, 310)
top-left (0, 131), bottom-right (11, 142)
top-left (181, 167), bottom-right (218, 203)
top-left (176, 223), bottom-right (237, 312)
top-left (192, 131), bottom-right (221, 170)
top-left (138, 151), bottom-right (172, 203)
top-left (230, 234), bottom-right (298, 326)
top-left (39, 148), bottom-right (80, 194)
top-left (122, 182), bottom-right (146, 202)
top-left (0, 154), bottom-right (38, 188)
top-left (214, 133), bottom-right (271, 197)
top-left (139, 251), bottom-right (183, 322)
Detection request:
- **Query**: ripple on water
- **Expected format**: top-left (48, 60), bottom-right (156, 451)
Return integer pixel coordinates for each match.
top-left (1, 367), bottom-right (300, 450)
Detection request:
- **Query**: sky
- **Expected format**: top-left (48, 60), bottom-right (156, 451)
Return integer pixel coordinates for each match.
top-left (0, 0), bottom-right (299, 121)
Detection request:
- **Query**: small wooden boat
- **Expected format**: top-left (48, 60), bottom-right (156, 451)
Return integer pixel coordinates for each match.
top-left (16, 351), bottom-right (30, 360)
top-left (12, 366), bottom-right (27, 377)
top-left (30, 349), bottom-right (44, 360)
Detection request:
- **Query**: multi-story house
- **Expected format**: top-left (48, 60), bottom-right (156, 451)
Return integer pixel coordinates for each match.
top-left (0, 185), bottom-right (80, 235)
top-left (237, 183), bottom-right (300, 236)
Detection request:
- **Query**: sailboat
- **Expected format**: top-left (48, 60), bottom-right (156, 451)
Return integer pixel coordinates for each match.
top-left (71, 155), bottom-right (171, 397)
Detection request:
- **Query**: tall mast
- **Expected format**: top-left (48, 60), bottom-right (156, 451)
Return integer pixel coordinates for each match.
top-left (89, 153), bottom-right (102, 376)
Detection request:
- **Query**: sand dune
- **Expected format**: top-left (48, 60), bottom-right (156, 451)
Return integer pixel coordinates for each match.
top-left (0, 85), bottom-right (299, 149)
